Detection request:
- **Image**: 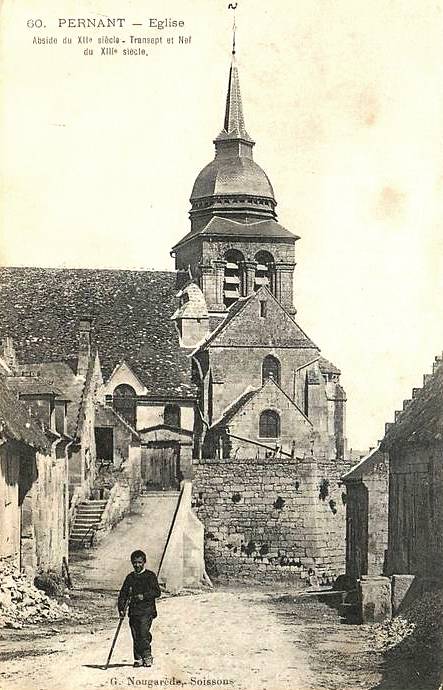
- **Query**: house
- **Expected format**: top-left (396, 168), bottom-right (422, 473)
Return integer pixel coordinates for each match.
top-left (342, 446), bottom-right (389, 582)
top-left (2, 326), bottom-right (103, 515)
top-left (0, 375), bottom-right (69, 576)
top-left (381, 355), bottom-right (443, 580)
top-left (0, 270), bottom-right (197, 497)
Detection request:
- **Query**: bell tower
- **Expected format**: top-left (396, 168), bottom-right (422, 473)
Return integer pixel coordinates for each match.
top-left (171, 29), bottom-right (298, 315)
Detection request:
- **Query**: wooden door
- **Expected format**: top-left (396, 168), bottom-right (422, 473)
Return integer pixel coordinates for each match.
top-left (141, 444), bottom-right (180, 489)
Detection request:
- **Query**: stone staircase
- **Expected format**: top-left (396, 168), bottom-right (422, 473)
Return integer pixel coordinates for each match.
top-left (69, 499), bottom-right (108, 549)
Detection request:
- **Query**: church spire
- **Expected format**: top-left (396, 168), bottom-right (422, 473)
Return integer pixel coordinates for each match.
top-left (222, 54), bottom-right (252, 141)
top-left (216, 8), bottom-right (254, 145)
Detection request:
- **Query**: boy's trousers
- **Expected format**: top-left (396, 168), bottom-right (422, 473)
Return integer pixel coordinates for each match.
top-left (129, 614), bottom-right (154, 660)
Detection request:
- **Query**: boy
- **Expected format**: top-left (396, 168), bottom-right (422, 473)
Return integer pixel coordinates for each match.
top-left (118, 549), bottom-right (161, 668)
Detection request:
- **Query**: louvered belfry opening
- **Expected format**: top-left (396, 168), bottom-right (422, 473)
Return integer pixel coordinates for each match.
top-left (254, 251), bottom-right (275, 295)
top-left (262, 355), bottom-right (281, 386)
top-left (223, 250), bottom-right (244, 307)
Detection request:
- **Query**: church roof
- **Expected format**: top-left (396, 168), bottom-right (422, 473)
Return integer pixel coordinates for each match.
top-left (6, 377), bottom-right (65, 398)
top-left (216, 52), bottom-right (253, 144)
top-left (191, 157), bottom-right (274, 202)
top-left (172, 217), bottom-right (298, 251)
top-left (189, 50), bottom-right (277, 220)
top-left (194, 286), bottom-right (318, 351)
top-left (210, 386), bottom-right (258, 428)
top-left (0, 268), bottom-right (196, 399)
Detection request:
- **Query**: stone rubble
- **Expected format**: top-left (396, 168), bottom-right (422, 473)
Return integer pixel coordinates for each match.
top-left (0, 563), bottom-right (81, 629)
top-left (372, 589), bottom-right (443, 652)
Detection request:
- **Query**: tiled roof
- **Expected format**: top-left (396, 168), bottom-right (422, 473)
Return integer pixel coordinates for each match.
top-left (192, 294), bottom-right (255, 352)
top-left (172, 217), bottom-right (298, 250)
top-left (172, 283), bottom-right (208, 320)
top-left (342, 446), bottom-right (383, 481)
top-left (0, 268), bottom-right (196, 399)
top-left (381, 358), bottom-right (443, 447)
top-left (0, 377), bottom-right (49, 451)
top-left (195, 286), bottom-right (317, 351)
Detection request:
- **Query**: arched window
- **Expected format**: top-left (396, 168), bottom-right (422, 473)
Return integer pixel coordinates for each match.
top-left (254, 251), bottom-right (275, 295)
top-left (259, 410), bottom-right (280, 438)
top-left (164, 404), bottom-right (181, 428)
top-left (113, 384), bottom-right (137, 429)
top-left (262, 355), bottom-right (280, 385)
top-left (223, 249), bottom-right (245, 307)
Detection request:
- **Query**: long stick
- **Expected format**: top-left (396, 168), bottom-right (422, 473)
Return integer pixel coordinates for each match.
top-left (104, 590), bottom-right (130, 670)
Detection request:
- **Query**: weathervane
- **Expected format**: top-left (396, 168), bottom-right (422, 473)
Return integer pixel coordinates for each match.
top-left (228, 3), bottom-right (238, 55)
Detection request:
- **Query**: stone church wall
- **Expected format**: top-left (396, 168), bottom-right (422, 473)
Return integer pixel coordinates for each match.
top-left (210, 345), bottom-right (320, 422)
top-left (192, 456), bottom-right (348, 583)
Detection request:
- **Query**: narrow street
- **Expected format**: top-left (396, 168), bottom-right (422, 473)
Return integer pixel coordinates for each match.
top-left (0, 586), bottom-right (385, 690)
top-left (0, 502), bottom-right (386, 690)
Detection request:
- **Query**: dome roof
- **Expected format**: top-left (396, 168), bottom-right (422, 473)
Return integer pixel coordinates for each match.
top-left (191, 156), bottom-right (275, 201)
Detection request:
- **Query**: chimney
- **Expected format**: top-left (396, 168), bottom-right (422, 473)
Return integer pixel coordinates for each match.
top-left (1, 337), bottom-right (18, 372)
top-left (77, 317), bottom-right (91, 377)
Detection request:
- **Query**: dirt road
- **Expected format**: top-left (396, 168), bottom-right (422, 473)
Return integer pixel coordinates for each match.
top-left (0, 505), bottom-right (385, 690)
top-left (0, 589), bottom-right (317, 690)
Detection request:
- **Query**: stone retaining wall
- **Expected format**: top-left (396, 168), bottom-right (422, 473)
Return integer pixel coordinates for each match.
top-left (192, 456), bottom-right (349, 583)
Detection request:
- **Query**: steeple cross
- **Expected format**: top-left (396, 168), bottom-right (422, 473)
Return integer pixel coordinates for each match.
top-left (228, 3), bottom-right (237, 55)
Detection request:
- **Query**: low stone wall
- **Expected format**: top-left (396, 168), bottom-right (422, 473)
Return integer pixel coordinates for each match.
top-left (33, 454), bottom-right (69, 574)
top-left (95, 481), bottom-right (131, 543)
top-left (158, 481), bottom-right (205, 593)
top-left (192, 456), bottom-right (349, 583)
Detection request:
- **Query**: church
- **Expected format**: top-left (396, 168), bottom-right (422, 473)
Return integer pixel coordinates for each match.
top-left (0, 41), bottom-right (349, 583)
top-left (171, 49), bottom-right (347, 465)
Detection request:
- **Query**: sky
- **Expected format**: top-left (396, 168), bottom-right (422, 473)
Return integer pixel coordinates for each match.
top-left (1, 0), bottom-right (443, 450)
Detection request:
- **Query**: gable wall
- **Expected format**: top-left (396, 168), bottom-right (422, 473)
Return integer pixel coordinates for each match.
top-left (209, 345), bottom-right (319, 422)
top-left (33, 452), bottom-right (69, 573)
top-left (100, 364), bottom-right (147, 397)
top-left (222, 382), bottom-right (314, 459)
